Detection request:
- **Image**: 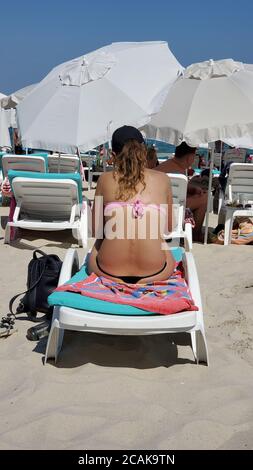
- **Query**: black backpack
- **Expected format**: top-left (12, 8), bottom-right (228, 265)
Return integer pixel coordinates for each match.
top-left (10, 249), bottom-right (62, 321)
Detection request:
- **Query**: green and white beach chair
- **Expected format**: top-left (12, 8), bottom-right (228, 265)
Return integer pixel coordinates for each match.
top-left (5, 170), bottom-right (88, 247)
top-left (2, 154), bottom-right (47, 177)
top-left (45, 247), bottom-right (208, 366)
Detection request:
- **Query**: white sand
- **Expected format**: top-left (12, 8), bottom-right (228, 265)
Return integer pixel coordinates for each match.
top-left (0, 207), bottom-right (253, 450)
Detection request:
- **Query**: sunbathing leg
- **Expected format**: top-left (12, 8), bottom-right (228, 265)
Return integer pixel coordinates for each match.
top-left (187, 191), bottom-right (208, 242)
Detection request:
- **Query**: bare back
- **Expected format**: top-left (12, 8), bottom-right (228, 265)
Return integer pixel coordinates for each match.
top-left (156, 158), bottom-right (186, 175)
top-left (88, 169), bottom-right (175, 282)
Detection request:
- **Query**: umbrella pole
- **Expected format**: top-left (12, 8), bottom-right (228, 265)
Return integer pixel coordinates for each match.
top-left (204, 142), bottom-right (214, 245)
top-left (57, 152), bottom-right (61, 173)
top-left (88, 150), bottom-right (91, 191)
top-left (107, 120), bottom-right (112, 167)
top-left (105, 120), bottom-right (113, 170)
top-left (10, 127), bottom-right (15, 153)
top-left (77, 147), bottom-right (84, 179)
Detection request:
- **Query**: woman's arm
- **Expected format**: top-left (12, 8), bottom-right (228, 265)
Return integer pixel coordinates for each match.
top-left (91, 175), bottom-right (105, 239)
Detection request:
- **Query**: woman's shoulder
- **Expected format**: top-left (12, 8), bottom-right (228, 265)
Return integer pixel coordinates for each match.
top-left (96, 171), bottom-right (117, 195)
top-left (97, 171), bottom-right (114, 184)
top-left (145, 168), bottom-right (169, 184)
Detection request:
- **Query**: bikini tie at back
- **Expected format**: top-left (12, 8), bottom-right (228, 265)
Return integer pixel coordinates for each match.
top-left (132, 199), bottom-right (144, 218)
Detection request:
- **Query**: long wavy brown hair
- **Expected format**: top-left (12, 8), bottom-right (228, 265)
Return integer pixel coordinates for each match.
top-left (113, 140), bottom-right (147, 201)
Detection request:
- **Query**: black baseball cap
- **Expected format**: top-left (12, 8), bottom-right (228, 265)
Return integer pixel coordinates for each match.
top-left (111, 125), bottom-right (145, 154)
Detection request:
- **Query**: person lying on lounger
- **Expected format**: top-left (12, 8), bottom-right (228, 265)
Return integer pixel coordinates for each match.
top-left (88, 125), bottom-right (175, 284)
top-left (156, 142), bottom-right (208, 242)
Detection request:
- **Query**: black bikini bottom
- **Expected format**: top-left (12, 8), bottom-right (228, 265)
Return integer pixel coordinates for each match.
top-left (96, 256), bottom-right (167, 284)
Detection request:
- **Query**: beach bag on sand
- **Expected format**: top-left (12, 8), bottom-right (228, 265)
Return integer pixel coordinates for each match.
top-left (9, 250), bottom-right (62, 321)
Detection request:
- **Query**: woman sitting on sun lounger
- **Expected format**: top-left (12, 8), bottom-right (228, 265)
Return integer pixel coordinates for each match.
top-left (88, 125), bottom-right (175, 284)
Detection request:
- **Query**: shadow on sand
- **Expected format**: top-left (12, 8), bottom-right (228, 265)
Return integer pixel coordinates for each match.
top-left (33, 331), bottom-right (195, 369)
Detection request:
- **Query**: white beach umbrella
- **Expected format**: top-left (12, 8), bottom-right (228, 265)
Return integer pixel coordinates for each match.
top-left (223, 135), bottom-right (253, 149)
top-left (0, 107), bottom-right (11, 148)
top-left (223, 63), bottom-right (253, 149)
top-left (143, 58), bottom-right (253, 243)
top-left (1, 83), bottom-right (37, 110)
top-left (17, 41), bottom-right (183, 153)
top-left (143, 59), bottom-right (253, 146)
top-left (1, 84), bottom-right (38, 130)
top-left (0, 92), bottom-right (11, 148)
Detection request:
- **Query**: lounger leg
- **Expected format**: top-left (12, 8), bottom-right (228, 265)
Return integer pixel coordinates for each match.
top-left (185, 222), bottom-right (192, 251)
top-left (75, 226), bottom-right (83, 247)
top-left (77, 234), bottom-right (82, 247)
top-left (191, 329), bottom-right (208, 365)
top-left (45, 316), bottom-right (64, 364)
top-left (88, 169), bottom-right (92, 190)
top-left (224, 211), bottom-right (233, 246)
top-left (218, 191), bottom-right (224, 214)
top-left (191, 331), bottom-right (197, 361)
top-left (4, 223), bottom-right (10, 244)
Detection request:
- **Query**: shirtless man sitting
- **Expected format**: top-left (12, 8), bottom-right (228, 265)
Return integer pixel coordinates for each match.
top-left (156, 142), bottom-right (208, 242)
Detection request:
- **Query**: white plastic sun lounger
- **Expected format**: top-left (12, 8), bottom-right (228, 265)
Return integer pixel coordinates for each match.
top-left (48, 154), bottom-right (80, 173)
top-left (222, 163), bottom-right (253, 245)
top-left (4, 170), bottom-right (88, 247)
top-left (45, 247), bottom-right (208, 366)
top-left (2, 154), bottom-right (46, 177)
top-left (167, 173), bottom-right (192, 251)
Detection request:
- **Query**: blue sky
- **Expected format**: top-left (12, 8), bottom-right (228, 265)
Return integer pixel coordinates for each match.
top-left (1, 0), bottom-right (253, 94)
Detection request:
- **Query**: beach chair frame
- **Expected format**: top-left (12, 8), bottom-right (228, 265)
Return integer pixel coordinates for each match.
top-left (222, 163), bottom-right (253, 245)
top-left (45, 247), bottom-right (208, 366)
top-left (167, 173), bottom-right (192, 251)
top-left (2, 155), bottom-right (46, 176)
top-left (48, 154), bottom-right (80, 173)
top-left (4, 177), bottom-right (88, 247)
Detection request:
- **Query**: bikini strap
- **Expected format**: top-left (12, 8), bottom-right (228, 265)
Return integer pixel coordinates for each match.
top-left (104, 200), bottom-right (166, 218)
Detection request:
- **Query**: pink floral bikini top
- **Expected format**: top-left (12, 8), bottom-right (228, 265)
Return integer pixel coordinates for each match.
top-left (104, 199), bottom-right (167, 219)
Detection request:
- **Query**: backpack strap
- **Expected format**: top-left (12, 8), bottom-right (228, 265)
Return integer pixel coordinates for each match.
top-left (9, 264), bottom-right (47, 317)
top-left (0, 314), bottom-right (17, 338)
top-left (0, 265), bottom-right (47, 336)
top-left (9, 250), bottom-right (53, 317)
top-left (1, 250), bottom-right (60, 338)
top-left (33, 249), bottom-right (48, 259)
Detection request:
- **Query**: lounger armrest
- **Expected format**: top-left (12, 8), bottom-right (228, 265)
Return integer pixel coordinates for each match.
top-left (58, 249), bottom-right (80, 286)
top-left (182, 251), bottom-right (202, 311)
top-left (184, 222), bottom-right (193, 251)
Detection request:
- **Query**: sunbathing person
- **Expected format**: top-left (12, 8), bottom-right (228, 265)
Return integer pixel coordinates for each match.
top-left (146, 146), bottom-right (159, 169)
top-left (88, 125), bottom-right (175, 284)
top-left (1, 177), bottom-right (18, 242)
top-left (1, 176), bottom-right (13, 198)
top-left (156, 142), bottom-right (208, 242)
